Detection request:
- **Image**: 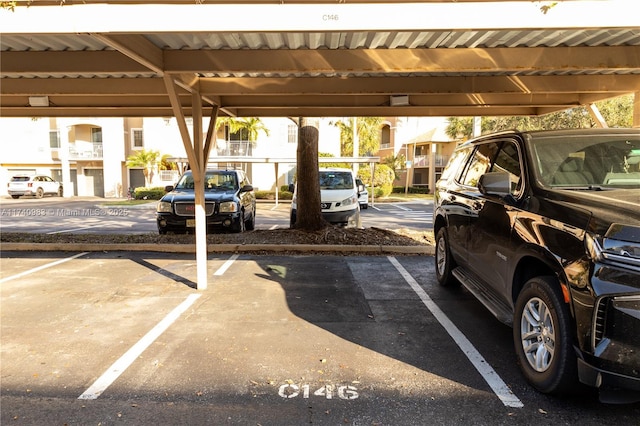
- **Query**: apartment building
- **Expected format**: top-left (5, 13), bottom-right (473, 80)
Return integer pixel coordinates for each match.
top-left (1, 115), bottom-right (454, 197)
top-left (0, 116), bottom-right (341, 198)
top-left (376, 117), bottom-right (457, 192)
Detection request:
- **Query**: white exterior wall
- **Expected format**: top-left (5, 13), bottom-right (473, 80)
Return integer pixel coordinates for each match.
top-left (0, 118), bottom-right (60, 196)
top-left (101, 118), bottom-right (126, 198)
top-left (141, 117), bottom-right (187, 187)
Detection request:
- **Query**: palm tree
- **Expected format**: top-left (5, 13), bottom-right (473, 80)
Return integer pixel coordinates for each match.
top-left (333, 117), bottom-right (383, 156)
top-left (239, 117), bottom-right (270, 148)
top-left (383, 152), bottom-right (407, 181)
top-left (126, 149), bottom-right (160, 187)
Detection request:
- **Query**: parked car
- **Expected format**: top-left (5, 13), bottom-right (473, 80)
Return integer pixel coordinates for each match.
top-left (7, 174), bottom-right (63, 199)
top-left (433, 128), bottom-right (640, 402)
top-left (156, 169), bottom-right (256, 234)
top-left (356, 178), bottom-right (369, 209)
top-left (290, 167), bottom-right (362, 228)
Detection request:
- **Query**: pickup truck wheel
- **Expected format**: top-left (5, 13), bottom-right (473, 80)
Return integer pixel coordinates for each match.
top-left (232, 211), bottom-right (245, 233)
top-left (245, 209), bottom-right (256, 230)
top-left (434, 228), bottom-right (459, 287)
top-left (514, 276), bottom-right (578, 394)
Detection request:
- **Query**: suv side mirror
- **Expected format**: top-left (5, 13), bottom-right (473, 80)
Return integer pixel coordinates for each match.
top-left (164, 185), bottom-right (174, 192)
top-left (240, 184), bottom-right (254, 193)
top-left (478, 172), bottom-right (510, 197)
top-left (358, 183), bottom-right (365, 192)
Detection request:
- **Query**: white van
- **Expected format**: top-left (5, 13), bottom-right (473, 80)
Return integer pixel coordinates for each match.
top-left (290, 167), bottom-right (361, 228)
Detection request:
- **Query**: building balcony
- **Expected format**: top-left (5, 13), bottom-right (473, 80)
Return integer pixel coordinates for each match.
top-left (215, 140), bottom-right (253, 157)
top-left (69, 142), bottom-right (103, 160)
top-left (413, 154), bottom-right (450, 168)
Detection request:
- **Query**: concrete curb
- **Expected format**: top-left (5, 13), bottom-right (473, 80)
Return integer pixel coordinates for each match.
top-left (1, 242), bottom-right (434, 255)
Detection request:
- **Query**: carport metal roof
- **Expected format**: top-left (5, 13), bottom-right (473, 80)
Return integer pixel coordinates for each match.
top-left (1, 0), bottom-right (639, 119)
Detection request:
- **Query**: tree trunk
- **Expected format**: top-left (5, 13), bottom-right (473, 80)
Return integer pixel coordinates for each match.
top-left (294, 118), bottom-right (327, 231)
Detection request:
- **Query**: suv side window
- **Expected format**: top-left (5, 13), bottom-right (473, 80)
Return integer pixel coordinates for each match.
top-left (460, 142), bottom-right (500, 187)
top-left (490, 140), bottom-right (523, 195)
top-left (441, 146), bottom-right (472, 182)
top-left (459, 140), bottom-right (522, 195)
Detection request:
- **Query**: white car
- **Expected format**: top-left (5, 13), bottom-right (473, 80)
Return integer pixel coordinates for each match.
top-left (290, 168), bottom-right (361, 228)
top-left (356, 178), bottom-right (368, 209)
top-left (7, 175), bottom-right (63, 199)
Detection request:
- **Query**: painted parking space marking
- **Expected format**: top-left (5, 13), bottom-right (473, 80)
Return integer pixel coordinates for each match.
top-left (0, 252), bottom-right (88, 284)
top-left (278, 384), bottom-right (359, 400)
top-left (77, 253), bottom-right (241, 399)
top-left (47, 225), bottom-right (104, 234)
top-left (214, 253), bottom-right (239, 276)
top-left (391, 203), bottom-right (412, 211)
top-left (387, 256), bottom-right (524, 408)
top-left (78, 293), bottom-right (202, 400)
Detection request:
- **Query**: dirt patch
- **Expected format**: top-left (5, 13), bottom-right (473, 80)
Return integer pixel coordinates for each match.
top-left (1, 226), bottom-right (434, 247)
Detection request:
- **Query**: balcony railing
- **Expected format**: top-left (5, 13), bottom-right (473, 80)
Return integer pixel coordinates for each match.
top-left (69, 142), bottom-right (103, 159)
top-left (216, 140), bottom-right (253, 157)
top-left (413, 154), bottom-right (450, 168)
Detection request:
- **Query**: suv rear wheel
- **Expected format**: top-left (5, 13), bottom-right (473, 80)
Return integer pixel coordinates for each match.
top-left (514, 276), bottom-right (578, 394)
top-left (434, 228), bottom-right (459, 287)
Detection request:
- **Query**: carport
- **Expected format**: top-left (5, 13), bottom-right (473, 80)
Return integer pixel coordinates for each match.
top-left (2, 0), bottom-right (639, 290)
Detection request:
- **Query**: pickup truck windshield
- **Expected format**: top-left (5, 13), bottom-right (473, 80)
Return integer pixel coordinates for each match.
top-left (175, 172), bottom-right (238, 191)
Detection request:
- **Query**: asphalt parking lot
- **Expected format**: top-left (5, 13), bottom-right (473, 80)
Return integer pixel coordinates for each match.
top-left (2, 250), bottom-right (639, 425)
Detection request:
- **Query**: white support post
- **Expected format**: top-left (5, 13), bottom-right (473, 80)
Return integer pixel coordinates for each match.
top-left (59, 121), bottom-right (73, 197)
top-left (192, 91), bottom-right (208, 291)
top-left (274, 162), bottom-right (279, 207)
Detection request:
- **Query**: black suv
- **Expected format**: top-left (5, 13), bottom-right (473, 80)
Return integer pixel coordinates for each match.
top-left (156, 169), bottom-right (256, 234)
top-left (433, 128), bottom-right (640, 402)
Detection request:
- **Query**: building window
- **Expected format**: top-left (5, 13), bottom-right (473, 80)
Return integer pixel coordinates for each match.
top-left (91, 127), bottom-right (103, 143)
top-left (380, 124), bottom-right (391, 149)
top-left (288, 124), bottom-right (297, 144)
top-left (132, 128), bottom-right (144, 149)
top-left (49, 130), bottom-right (60, 148)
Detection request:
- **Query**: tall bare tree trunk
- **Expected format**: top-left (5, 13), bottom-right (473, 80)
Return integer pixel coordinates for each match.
top-left (294, 118), bottom-right (327, 231)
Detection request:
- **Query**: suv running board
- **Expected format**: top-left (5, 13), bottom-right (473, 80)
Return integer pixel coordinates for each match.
top-left (452, 267), bottom-right (513, 326)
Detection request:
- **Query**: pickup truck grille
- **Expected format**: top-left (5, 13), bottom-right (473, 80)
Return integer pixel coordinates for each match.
top-left (174, 202), bottom-right (215, 216)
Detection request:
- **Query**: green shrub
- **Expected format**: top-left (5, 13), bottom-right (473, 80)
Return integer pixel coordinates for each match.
top-left (374, 183), bottom-right (393, 198)
top-left (134, 187), bottom-right (165, 200)
top-left (392, 186), bottom-right (429, 194)
top-left (255, 190), bottom-right (293, 200)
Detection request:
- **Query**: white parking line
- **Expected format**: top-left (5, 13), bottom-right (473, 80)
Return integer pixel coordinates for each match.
top-left (77, 254), bottom-right (240, 400)
top-left (78, 293), bottom-right (202, 400)
top-left (0, 252), bottom-right (88, 284)
top-left (391, 204), bottom-right (412, 211)
top-left (387, 256), bottom-right (524, 408)
top-left (47, 225), bottom-right (103, 234)
top-left (214, 253), bottom-right (239, 276)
